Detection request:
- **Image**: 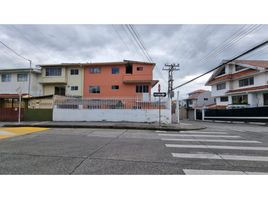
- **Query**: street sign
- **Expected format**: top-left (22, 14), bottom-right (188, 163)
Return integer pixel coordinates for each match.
top-left (153, 92), bottom-right (166, 97)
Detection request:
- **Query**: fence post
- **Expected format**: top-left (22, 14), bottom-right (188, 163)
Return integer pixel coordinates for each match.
top-left (194, 109), bottom-right (197, 120)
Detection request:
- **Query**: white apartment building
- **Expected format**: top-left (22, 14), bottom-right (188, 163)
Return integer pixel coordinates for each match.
top-left (184, 89), bottom-right (215, 109)
top-left (206, 60), bottom-right (268, 108)
top-left (0, 68), bottom-right (42, 97)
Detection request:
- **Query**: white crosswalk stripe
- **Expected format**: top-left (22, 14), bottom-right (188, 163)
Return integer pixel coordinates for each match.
top-left (178, 131), bottom-right (228, 134)
top-left (160, 129), bottom-right (268, 174)
top-left (166, 144), bottom-right (268, 151)
top-left (158, 134), bottom-right (240, 138)
top-left (161, 138), bottom-right (261, 143)
top-left (172, 153), bottom-right (268, 162)
top-left (183, 169), bottom-right (268, 175)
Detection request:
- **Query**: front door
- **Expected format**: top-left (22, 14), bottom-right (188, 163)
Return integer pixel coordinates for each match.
top-left (264, 93), bottom-right (268, 105)
top-left (55, 86), bottom-right (66, 96)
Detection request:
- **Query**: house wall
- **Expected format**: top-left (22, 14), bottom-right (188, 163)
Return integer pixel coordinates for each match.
top-left (0, 71), bottom-right (41, 96)
top-left (83, 63), bottom-right (153, 98)
top-left (211, 81), bottom-right (231, 97)
top-left (65, 67), bottom-right (83, 96)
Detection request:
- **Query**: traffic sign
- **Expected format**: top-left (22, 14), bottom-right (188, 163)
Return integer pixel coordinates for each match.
top-left (153, 92), bottom-right (166, 97)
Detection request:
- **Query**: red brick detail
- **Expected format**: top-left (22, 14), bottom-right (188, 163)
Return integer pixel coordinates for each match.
top-left (226, 85), bottom-right (268, 93)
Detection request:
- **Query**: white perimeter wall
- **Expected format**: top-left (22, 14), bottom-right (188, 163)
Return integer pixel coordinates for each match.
top-left (53, 108), bottom-right (171, 123)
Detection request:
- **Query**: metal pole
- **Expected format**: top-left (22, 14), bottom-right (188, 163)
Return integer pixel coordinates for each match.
top-left (18, 94), bottom-right (21, 124)
top-left (159, 96), bottom-right (161, 126)
top-left (28, 60), bottom-right (32, 96)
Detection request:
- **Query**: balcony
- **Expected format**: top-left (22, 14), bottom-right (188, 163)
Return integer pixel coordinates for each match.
top-left (39, 76), bottom-right (67, 84)
top-left (123, 74), bottom-right (158, 86)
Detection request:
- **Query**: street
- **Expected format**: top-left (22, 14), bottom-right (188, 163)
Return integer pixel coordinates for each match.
top-left (0, 121), bottom-right (268, 174)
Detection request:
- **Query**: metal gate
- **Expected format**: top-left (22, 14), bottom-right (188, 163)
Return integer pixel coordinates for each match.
top-left (0, 108), bottom-right (23, 121)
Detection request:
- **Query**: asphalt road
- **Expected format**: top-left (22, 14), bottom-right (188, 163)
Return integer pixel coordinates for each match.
top-left (0, 121), bottom-right (268, 174)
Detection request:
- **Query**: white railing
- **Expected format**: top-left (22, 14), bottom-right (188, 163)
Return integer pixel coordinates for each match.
top-left (54, 96), bottom-right (170, 110)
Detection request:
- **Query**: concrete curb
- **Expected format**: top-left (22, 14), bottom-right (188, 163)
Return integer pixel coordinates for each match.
top-left (3, 123), bottom-right (206, 131)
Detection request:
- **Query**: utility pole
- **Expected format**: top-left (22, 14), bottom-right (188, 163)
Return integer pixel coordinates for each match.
top-left (162, 63), bottom-right (180, 100)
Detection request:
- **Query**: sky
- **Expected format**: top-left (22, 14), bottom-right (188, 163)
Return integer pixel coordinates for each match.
top-left (0, 24), bottom-right (268, 99)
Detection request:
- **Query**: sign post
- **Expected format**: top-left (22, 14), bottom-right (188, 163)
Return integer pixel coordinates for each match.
top-left (153, 84), bottom-right (167, 126)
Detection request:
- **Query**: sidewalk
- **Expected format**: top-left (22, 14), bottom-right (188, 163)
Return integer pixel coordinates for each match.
top-left (2, 121), bottom-right (206, 131)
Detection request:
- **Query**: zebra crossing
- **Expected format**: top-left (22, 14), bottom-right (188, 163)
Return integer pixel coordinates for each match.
top-left (158, 130), bottom-right (268, 175)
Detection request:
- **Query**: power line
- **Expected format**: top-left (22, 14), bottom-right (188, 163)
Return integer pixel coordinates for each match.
top-left (0, 40), bottom-right (31, 62)
top-left (172, 39), bottom-right (268, 91)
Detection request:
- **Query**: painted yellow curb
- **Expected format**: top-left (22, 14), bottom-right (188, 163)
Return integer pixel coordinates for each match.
top-left (0, 127), bottom-right (49, 140)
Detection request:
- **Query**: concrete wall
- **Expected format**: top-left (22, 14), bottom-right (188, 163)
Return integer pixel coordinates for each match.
top-left (66, 67), bottom-right (83, 96)
top-left (53, 108), bottom-right (171, 123)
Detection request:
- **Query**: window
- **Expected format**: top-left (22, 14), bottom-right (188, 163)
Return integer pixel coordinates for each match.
top-left (137, 66), bottom-right (143, 71)
top-left (235, 65), bottom-right (245, 71)
top-left (204, 98), bottom-right (208, 101)
top-left (1, 74), bottom-right (11, 82)
top-left (71, 86), bottom-right (78, 91)
top-left (232, 95), bottom-right (248, 104)
top-left (216, 82), bottom-right (226, 90)
top-left (216, 67), bottom-right (225, 76)
top-left (70, 69), bottom-right (79, 75)
top-left (112, 85), bottom-right (119, 90)
top-left (220, 96), bottom-right (228, 102)
top-left (46, 67), bottom-right (62, 76)
top-left (239, 77), bottom-right (254, 87)
top-left (136, 85), bottom-right (149, 93)
top-left (54, 86), bottom-right (65, 96)
top-left (89, 86), bottom-right (100, 93)
top-left (126, 63), bottom-right (133, 74)
top-left (17, 73), bottom-right (28, 82)
top-left (89, 67), bottom-right (101, 74)
top-left (264, 93), bottom-right (268, 105)
top-left (112, 67), bottom-right (119, 74)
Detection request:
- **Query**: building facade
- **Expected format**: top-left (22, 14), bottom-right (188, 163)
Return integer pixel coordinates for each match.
top-left (38, 64), bottom-right (84, 97)
top-left (83, 60), bottom-right (158, 100)
top-left (206, 60), bottom-right (268, 108)
top-left (0, 68), bottom-right (42, 108)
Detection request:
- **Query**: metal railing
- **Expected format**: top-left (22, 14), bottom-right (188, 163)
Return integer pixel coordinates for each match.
top-left (54, 96), bottom-right (170, 110)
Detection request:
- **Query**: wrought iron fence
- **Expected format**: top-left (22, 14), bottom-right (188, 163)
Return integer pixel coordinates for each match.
top-left (54, 96), bottom-right (170, 110)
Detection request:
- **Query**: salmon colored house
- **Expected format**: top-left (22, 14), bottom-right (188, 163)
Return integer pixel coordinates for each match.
top-left (83, 60), bottom-right (159, 100)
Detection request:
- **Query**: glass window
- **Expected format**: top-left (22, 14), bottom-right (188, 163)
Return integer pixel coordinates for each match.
top-left (239, 77), bottom-right (254, 87)
top-left (70, 69), bottom-right (79, 75)
top-left (126, 63), bottom-right (133, 74)
top-left (111, 85), bottom-right (119, 90)
top-left (45, 67), bottom-right (62, 76)
top-left (216, 67), bottom-right (225, 76)
top-left (216, 82), bottom-right (226, 90)
top-left (1, 73), bottom-right (11, 82)
top-left (17, 73), bottom-right (28, 82)
top-left (136, 85), bottom-right (149, 93)
top-left (204, 98), bottom-right (208, 101)
top-left (235, 65), bottom-right (245, 71)
top-left (89, 67), bottom-right (101, 74)
top-left (112, 67), bottom-right (119, 74)
top-left (232, 95), bottom-right (248, 104)
top-left (137, 66), bottom-right (143, 71)
top-left (89, 86), bottom-right (100, 93)
top-left (71, 86), bottom-right (78, 91)
top-left (220, 96), bottom-right (228, 102)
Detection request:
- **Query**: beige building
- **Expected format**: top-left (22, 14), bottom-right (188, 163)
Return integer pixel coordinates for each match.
top-left (38, 64), bottom-right (84, 97)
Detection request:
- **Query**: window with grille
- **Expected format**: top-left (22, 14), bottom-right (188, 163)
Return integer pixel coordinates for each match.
top-left (45, 68), bottom-right (62, 76)
top-left (89, 86), bottom-right (100, 93)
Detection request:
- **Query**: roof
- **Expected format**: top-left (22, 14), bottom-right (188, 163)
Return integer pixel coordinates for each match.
top-left (232, 60), bottom-right (268, 69)
top-left (0, 68), bottom-right (41, 74)
top-left (188, 89), bottom-right (208, 95)
top-left (206, 59), bottom-right (268, 86)
top-left (37, 60), bottom-right (156, 68)
top-left (0, 93), bottom-right (28, 98)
